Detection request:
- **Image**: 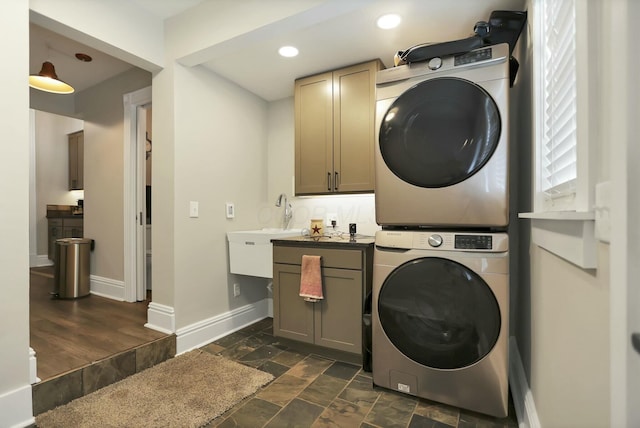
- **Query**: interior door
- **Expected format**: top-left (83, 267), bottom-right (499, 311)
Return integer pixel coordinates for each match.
top-left (378, 77), bottom-right (501, 188)
top-left (135, 105), bottom-right (148, 301)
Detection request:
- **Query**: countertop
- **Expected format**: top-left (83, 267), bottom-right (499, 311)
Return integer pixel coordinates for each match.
top-left (271, 234), bottom-right (374, 249)
top-left (46, 204), bottom-right (83, 219)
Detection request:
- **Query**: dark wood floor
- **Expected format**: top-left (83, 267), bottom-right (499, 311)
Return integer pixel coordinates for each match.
top-left (30, 266), bottom-right (167, 381)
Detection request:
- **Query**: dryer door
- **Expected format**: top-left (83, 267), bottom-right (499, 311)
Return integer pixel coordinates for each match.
top-left (379, 77), bottom-right (501, 188)
top-left (377, 257), bottom-right (500, 369)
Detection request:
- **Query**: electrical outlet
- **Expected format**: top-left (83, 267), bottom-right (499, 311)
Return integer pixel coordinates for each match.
top-left (233, 283), bottom-right (240, 297)
top-left (326, 213), bottom-right (338, 227)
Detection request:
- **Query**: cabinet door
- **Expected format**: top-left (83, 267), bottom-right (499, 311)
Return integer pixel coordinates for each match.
top-left (314, 267), bottom-right (363, 354)
top-left (69, 131), bottom-right (84, 190)
top-left (63, 218), bottom-right (84, 238)
top-left (48, 219), bottom-right (63, 260)
top-left (273, 263), bottom-right (314, 344)
top-left (333, 60), bottom-right (380, 193)
top-left (295, 72), bottom-right (333, 195)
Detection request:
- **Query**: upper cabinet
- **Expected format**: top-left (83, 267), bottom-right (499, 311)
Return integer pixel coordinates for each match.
top-left (68, 130), bottom-right (84, 190)
top-left (295, 59), bottom-right (383, 195)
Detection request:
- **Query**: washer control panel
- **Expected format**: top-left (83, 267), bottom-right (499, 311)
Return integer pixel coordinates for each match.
top-left (375, 230), bottom-right (508, 252)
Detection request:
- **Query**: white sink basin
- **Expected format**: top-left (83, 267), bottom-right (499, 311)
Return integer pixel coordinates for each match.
top-left (227, 228), bottom-right (302, 244)
top-left (227, 228), bottom-right (301, 278)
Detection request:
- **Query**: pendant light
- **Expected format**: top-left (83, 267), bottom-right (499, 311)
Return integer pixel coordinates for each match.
top-left (29, 61), bottom-right (74, 94)
top-left (29, 44), bottom-right (75, 94)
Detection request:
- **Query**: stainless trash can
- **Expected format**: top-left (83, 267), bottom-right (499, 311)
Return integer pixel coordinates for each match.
top-left (54, 238), bottom-right (93, 299)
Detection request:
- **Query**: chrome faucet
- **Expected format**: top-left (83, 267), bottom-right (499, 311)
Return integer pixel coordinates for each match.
top-left (275, 193), bottom-right (293, 230)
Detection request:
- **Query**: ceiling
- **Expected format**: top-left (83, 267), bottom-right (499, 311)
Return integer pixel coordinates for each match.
top-left (29, 0), bottom-right (525, 101)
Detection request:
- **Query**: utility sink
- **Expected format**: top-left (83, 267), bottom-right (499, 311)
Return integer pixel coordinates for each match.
top-left (227, 228), bottom-right (301, 278)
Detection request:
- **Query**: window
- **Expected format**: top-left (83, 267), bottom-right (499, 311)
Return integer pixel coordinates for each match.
top-left (520, 0), bottom-right (599, 268)
top-left (539, 0), bottom-right (577, 210)
top-left (532, 0), bottom-right (594, 213)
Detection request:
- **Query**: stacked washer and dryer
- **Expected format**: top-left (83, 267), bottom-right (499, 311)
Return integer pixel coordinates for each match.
top-left (371, 42), bottom-right (512, 417)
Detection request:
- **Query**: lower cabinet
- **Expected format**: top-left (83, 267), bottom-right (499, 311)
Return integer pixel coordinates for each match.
top-left (48, 217), bottom-right (83, 260)
top-left (273, 244), bottom-right (372, 355)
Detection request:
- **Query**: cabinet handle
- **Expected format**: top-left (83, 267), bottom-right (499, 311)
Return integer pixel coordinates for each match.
top-left (327, 172), bottom-right (332, 191)
top-left (334, 172), bottom-right (339, 191)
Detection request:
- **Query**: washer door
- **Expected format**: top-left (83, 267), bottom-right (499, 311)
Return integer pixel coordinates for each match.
top-left (378, 257), bottom-right (500, 369)
top-left (379, 77), bottom-right (501, 188)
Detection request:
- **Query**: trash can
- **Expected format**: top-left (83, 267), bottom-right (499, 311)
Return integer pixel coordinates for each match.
top-left (54, 238), bottom-right (93, 299)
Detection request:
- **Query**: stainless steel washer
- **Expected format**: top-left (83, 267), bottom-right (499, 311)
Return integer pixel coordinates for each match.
top-left (375, 43), bottom-right (510, 228)
top-left (372, 230), bottom-right (509, 417)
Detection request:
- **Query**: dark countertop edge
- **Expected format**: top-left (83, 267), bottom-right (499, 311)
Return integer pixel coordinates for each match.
top-left (46, 214), bottom-right (84, 219)
top-left (271, 236), bottom-right (374, 249)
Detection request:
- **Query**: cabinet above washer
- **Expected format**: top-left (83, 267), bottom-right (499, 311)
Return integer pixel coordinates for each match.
top-left (294, 59), bottom-right (383, 195)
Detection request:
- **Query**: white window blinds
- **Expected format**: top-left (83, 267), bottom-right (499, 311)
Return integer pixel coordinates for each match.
top-left (540, 0), bottom-right (577, 199)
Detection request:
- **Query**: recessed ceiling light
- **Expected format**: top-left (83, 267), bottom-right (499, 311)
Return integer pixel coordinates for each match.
top-left (278, 46), bottom-right (299, 58)
top-left (377, 14), bottom-right (401, 30)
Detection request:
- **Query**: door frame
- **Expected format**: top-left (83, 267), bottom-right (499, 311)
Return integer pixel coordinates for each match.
top-left (123, 86), bottom-right (151, 302)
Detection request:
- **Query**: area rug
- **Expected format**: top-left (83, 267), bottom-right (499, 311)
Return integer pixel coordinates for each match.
top-left (36, 350), bottom-right (274, 427)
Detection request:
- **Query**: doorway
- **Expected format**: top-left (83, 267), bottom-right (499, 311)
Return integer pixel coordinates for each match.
top-left (123, 86), bottom-right (152, 303)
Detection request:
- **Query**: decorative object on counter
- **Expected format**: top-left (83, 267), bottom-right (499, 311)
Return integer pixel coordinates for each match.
top-left (299, 255), bottom-right (323, 302)
top-left (349, 223), bottom-right (357, 237)
top-left (310, 219), bottom-right (324, 239)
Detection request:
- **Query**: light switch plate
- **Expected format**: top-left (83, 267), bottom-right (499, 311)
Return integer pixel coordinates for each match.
top-left (189, 201), bottom-right (199, 218)
top-left (225, 202), bottom-right (235, 219)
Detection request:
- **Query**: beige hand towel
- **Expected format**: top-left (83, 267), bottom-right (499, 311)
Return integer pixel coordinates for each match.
top-left (299, 255), bottom-right (323, 302)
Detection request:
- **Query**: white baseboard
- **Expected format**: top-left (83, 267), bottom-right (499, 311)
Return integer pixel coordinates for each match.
top-left (29, 254), bottom-right (52, 268)
top-left (90, 275), bottom-right (125, 301)
top-left (509, 337), bottom-right (541, 428)
top-left (267, 297), bottom-right (273, 318)
top-left (29, 347), bottom-right (40, 384)
top-left (0, 384), bottom-right (35, 428)
top-left (146, 302), bottom-right (176, 334)
top-left (175, 299), bottom-right (269, 354)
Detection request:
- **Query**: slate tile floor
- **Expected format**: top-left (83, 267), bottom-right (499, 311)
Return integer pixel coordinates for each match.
top-left (202, 318), bottom-right (518, 428)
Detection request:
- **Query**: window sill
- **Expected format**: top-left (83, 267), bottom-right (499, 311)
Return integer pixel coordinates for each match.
top-left (518, 211), bottom-right (597, 269)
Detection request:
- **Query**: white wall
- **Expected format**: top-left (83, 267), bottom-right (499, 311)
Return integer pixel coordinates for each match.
top-left (518, 1), bottom-right (612, 426)
top-left (266, 98), bottom-right (380, 236)
top-left (74, 68), bottom-right (151, 281)
top-left (153, 60), bottom-right (271, 329)
top-left (29, 0), bottom-right (164, 72)
top-left (33, 110), bottom-right (83, 257)
top-left (0, 0), bottom-right (35, 425)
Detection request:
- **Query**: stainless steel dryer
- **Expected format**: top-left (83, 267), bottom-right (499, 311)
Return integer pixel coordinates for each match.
top-left (375, 43), bottom-right (510, 228)
top-left (372, 230), bottom-right (509, 417)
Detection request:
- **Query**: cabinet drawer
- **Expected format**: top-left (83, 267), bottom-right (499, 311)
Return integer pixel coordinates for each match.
top-left (273, 246), bottom-right (361, 270)
top-left (48, 219), bottom-right (63, 227)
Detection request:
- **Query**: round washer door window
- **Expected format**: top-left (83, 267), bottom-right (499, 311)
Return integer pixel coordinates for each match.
top-left (379, 77), bottom-right (501, 188)
top-left (378, 257), bottom-right (501, 369)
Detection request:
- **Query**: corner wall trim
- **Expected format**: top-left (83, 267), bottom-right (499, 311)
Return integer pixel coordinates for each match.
top-left (509, 337), bottom-right (541, 428)
top-left (146, 302), bottom-right (176, 334)
top-left (175, 299), bottom-right (269, 354)
top-left (0, 384), bottom-right (35, 428)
